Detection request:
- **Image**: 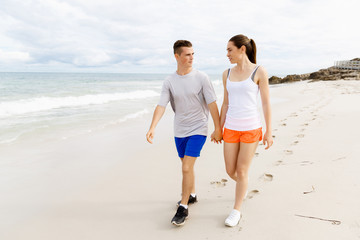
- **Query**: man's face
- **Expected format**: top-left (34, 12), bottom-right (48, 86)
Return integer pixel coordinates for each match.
top-left (175, 47), bottom-right (194, 68)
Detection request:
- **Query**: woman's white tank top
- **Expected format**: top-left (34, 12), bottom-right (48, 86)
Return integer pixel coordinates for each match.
top-left (224, 66), bottom-right (262, 131)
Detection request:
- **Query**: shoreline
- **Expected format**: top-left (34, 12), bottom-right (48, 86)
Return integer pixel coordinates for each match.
top-left (1, 80), bottom-right (360, 239)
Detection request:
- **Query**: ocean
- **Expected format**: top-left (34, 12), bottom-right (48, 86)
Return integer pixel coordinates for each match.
top-left (0, 72), bottom-right (223, 146)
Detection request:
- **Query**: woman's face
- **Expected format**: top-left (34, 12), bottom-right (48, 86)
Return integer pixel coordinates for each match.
top-left (226, 41), bottom-right (244, 64)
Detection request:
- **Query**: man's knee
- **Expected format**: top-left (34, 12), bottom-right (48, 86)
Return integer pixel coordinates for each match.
top-left (182, 157), bottom-right (196, 174)
top-left (182, 167), bottom-right (190, 174)
top-left (182, 164), bottom-right (194, 174)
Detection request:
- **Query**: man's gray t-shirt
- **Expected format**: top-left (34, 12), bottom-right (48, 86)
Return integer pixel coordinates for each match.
top-left (158, 69), bottom-right (217, 138)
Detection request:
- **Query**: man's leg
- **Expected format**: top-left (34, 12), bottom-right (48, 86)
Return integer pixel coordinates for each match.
top-left (171, 155), bottom-right (196, 226)
top-left (180, 157), bottom-right (196, 193)
top-left (180, 155), bottom-right (197, 205)
top-left (172, 135), bottom-right (205, 226)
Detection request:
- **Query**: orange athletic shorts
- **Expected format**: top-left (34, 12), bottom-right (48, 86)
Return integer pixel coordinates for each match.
top-left (223, 127), bottom-right (262, 143)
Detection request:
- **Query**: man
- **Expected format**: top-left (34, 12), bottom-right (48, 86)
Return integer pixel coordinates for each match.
top-left (146, 40), bottom-right (222, 226)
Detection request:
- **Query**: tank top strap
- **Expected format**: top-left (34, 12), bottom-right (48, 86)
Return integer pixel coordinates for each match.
top-left (250, 65), bottom-right (260, 82)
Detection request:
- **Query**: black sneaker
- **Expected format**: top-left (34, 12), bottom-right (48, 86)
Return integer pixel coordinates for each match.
top-left (176, 195), bottom-right (198, 206)
top-left (171, 206), bottom-right (188, 226)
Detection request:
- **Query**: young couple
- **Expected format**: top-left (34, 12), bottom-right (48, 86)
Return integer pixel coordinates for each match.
top-left (146, 34), bottom-right (273, 227)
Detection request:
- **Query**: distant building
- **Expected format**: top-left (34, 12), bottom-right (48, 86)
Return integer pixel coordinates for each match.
top-left (334, 59), bottom-right (360, 70)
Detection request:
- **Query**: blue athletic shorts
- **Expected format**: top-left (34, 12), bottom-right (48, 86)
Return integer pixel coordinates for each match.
top-left (174, 135), bottom-right (207, 158)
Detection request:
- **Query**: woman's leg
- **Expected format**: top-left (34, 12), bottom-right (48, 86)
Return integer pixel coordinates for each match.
top-left (233, 141), bottom-right (259, 210)
top-left (223, 142), bottom-right (240, 181)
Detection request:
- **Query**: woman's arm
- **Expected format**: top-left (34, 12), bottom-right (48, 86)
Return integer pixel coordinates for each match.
top-left (257, 66), bottom-right (273, 149)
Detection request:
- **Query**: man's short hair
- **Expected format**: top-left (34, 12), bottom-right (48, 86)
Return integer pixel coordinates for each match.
top-left (173, 40), bottom-right (192, 55)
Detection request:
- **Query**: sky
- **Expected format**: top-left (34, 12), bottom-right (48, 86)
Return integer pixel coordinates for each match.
top-left (0, 0), bottom-right (359, 76)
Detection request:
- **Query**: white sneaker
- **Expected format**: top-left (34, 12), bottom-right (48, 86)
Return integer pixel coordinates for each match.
top-left (225, 209), bottom-right (241, 227)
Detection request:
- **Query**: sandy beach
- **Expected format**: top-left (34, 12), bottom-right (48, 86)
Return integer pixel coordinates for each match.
top-left (1, 80), bottom-right (360, 239)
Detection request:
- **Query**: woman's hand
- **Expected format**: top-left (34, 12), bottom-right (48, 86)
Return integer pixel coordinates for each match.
top-left (263, 131), bottom-right (273, 149)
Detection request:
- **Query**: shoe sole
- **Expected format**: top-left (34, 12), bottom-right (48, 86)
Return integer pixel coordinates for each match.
top-left (171, 217), bottom-right (189, 226)
top-left (225, 221), bottom-right (239, 227)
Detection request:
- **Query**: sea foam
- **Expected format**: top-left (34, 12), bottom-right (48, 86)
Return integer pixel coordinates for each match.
top-left (0, 90), bottom-right (159, 118)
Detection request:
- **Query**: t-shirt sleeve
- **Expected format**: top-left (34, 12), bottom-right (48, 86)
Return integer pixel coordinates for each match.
top-left (158, 80), bottom-right (170, 107)
top-left (202, 75), bottom-right (217, 104)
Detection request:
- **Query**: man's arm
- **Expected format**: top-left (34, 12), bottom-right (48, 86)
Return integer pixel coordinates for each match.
top-left (208, 101), bottom-right (222, 142)
top-left (146, 105), bottom-right (166, 144)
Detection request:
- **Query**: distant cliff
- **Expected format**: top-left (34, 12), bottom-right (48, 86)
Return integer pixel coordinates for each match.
top-left (269, 58), bottom-right (360, 84)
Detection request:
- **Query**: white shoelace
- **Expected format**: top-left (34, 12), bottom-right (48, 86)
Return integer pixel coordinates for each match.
top-left (227, 209), bottom-right (240, 220)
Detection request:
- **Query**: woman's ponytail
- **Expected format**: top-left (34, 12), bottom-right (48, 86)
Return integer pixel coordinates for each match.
top-left (247, 39), bottom-right (257, 64)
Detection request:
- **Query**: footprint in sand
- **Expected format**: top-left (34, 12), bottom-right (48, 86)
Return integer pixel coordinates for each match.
top-left (300, 161), bottom-right (313, 166)
top-left (281, 123), bottom-right (287, 126)
top-left (302, 123), bottom-right (309, 126)
top-left (274, 160), bottom-right (283, 166)
top-left (260, 173), bottom-right (273, 182)
top-left (300, 128), bottom-right (306, 132)
top-left (210, 179), bottom-right (228, 187)
top-left (254, 152), bottom-right (259, 157)
top-left (284, 150), bottom-right (293, 155)
top-left (291, 141), bottom-right (299, 146)
top-left (297, 134), bottom-right (305, 138)
top-left (246, 190), bottom-right (260, 199)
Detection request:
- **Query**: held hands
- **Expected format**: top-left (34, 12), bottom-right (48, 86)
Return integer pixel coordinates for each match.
top-left (263, 131), bottom-right (273, 149)
top-left (210, 128), bottom-right (223, 144)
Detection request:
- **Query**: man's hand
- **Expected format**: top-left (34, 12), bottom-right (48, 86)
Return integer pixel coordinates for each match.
top-left (146, 106), bottom-right (165, 144)
top-left (146, 129), bottom-right (155, 144)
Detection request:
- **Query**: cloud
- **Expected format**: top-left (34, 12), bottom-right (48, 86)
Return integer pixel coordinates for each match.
top-left (0, 49), bottom-right (31, 63)
top-left (0, 0), bottom-right (359, 75)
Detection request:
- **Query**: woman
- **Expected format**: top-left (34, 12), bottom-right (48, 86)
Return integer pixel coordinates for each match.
top-left (218, 34), bottom-right (273, 227)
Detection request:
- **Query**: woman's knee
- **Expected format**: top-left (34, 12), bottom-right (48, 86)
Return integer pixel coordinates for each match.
top-left (226, 167), bottom-right (236, 178)
top-left (236, 168), bottom-right (248, 180)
